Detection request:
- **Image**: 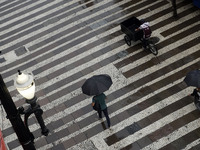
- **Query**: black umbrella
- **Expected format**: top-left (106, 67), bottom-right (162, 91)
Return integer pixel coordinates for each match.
top-left (184, 69), bottom-right (200, 88)
top-left (81, 74), bottom-right (112, 96)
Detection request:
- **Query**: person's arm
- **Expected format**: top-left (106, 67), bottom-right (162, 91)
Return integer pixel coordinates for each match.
top-left (103, 93), bottom-right (107, 100)
top-left (135, 28), bottom-right (140, 31)
top-left (92, 102), bottom-right (95, 106)
top-left (92, 98), bottom-right (95, 106)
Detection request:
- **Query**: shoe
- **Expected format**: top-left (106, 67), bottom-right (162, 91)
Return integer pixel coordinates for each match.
top-left (108, 127), bottom-right (113, 132)
top-left (142, 46), bottom-right (147, 51)
top-left (95, 117), bottom-right (103, 121)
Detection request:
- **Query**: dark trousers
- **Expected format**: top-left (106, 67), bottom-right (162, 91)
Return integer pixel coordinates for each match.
top-left (194, 97), bottom-right (200, 110)
top-left (140, 38), bottom-right (148, 49)
top-left (97, 107), bottom-right (110, 128)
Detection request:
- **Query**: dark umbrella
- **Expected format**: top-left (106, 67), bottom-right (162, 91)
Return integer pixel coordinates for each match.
top-left (81, 74), bottom-right (112, 96)
top-left (184, 69), bottom-right (200, 88)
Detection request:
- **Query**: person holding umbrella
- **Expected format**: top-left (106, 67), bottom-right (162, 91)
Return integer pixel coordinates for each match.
top-left (184, 69), bottom-right (200, 110)
top-left (189, 88), bottom-right (200, 109)
top-left (92, 93), bottom-right (111, 128)
top-left (82, 74), bottom-right (112, 129)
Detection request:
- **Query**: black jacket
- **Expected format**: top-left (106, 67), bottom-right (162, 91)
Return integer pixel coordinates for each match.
top-left (191, 89), bottom-right (200, 104)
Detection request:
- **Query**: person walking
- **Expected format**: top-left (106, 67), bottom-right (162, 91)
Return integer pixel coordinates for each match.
top-left (189, 87), bottom-right (200, 110)
top-left (92, 93), bottom-right (111, 128)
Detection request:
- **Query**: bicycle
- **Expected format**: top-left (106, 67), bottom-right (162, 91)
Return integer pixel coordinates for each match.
top-left (121, 16), bottom-right (158, 56)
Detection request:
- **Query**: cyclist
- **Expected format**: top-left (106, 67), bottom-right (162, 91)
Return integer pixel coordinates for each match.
top-left (135, 19), bottom-right (152, 50)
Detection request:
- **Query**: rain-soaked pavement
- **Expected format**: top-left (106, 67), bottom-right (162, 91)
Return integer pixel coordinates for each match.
top-left (0, 0), bottom-right (200, 149)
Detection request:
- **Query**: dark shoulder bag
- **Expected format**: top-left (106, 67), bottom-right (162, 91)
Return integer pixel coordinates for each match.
top-left (93, 99), bottom-right (101, 111)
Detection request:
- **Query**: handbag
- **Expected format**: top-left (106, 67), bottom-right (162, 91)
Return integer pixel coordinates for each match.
top-left (93, 101), bottom-right (101, 111)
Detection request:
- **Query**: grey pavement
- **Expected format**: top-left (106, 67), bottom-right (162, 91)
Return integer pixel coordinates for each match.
top-left (0, 0), bottom-right (200, 149)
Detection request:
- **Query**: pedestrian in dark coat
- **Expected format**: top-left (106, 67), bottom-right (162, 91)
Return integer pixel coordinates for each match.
top-left (92, 93), bottom-right (111, 128)
top-left (189, 88), bottom-right (200, 109)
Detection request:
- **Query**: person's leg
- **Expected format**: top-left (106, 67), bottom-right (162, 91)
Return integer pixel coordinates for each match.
top-left (97, 109), bottom-right (102, 119)
top-left (102, 108), bottom-right (111, 128)
top-left (140, 38), bottom-right (146, 50)
top-left (194, 97), bottom-right (200, 110)
top-left (141, 38), bottom-right (148, 50)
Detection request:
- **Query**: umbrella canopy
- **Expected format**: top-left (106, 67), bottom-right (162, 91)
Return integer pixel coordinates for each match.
top-left (81, 74), bottom-right (112, 96)
top-left (184, 69), bottom-right (200, 88)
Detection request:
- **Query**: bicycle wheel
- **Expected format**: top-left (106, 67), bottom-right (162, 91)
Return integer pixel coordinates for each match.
top-left (148, 42), bottom-right (158, 55)
top-left (124, 35), bottom-right (131, 46)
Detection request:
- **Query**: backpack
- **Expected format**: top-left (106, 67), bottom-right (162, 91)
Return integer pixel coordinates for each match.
top-left (143, 26), bottom-right (152, 39)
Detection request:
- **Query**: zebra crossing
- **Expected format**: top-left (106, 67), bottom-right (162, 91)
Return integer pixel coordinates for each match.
top-left (0, 0), bottom-right (200, 149)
